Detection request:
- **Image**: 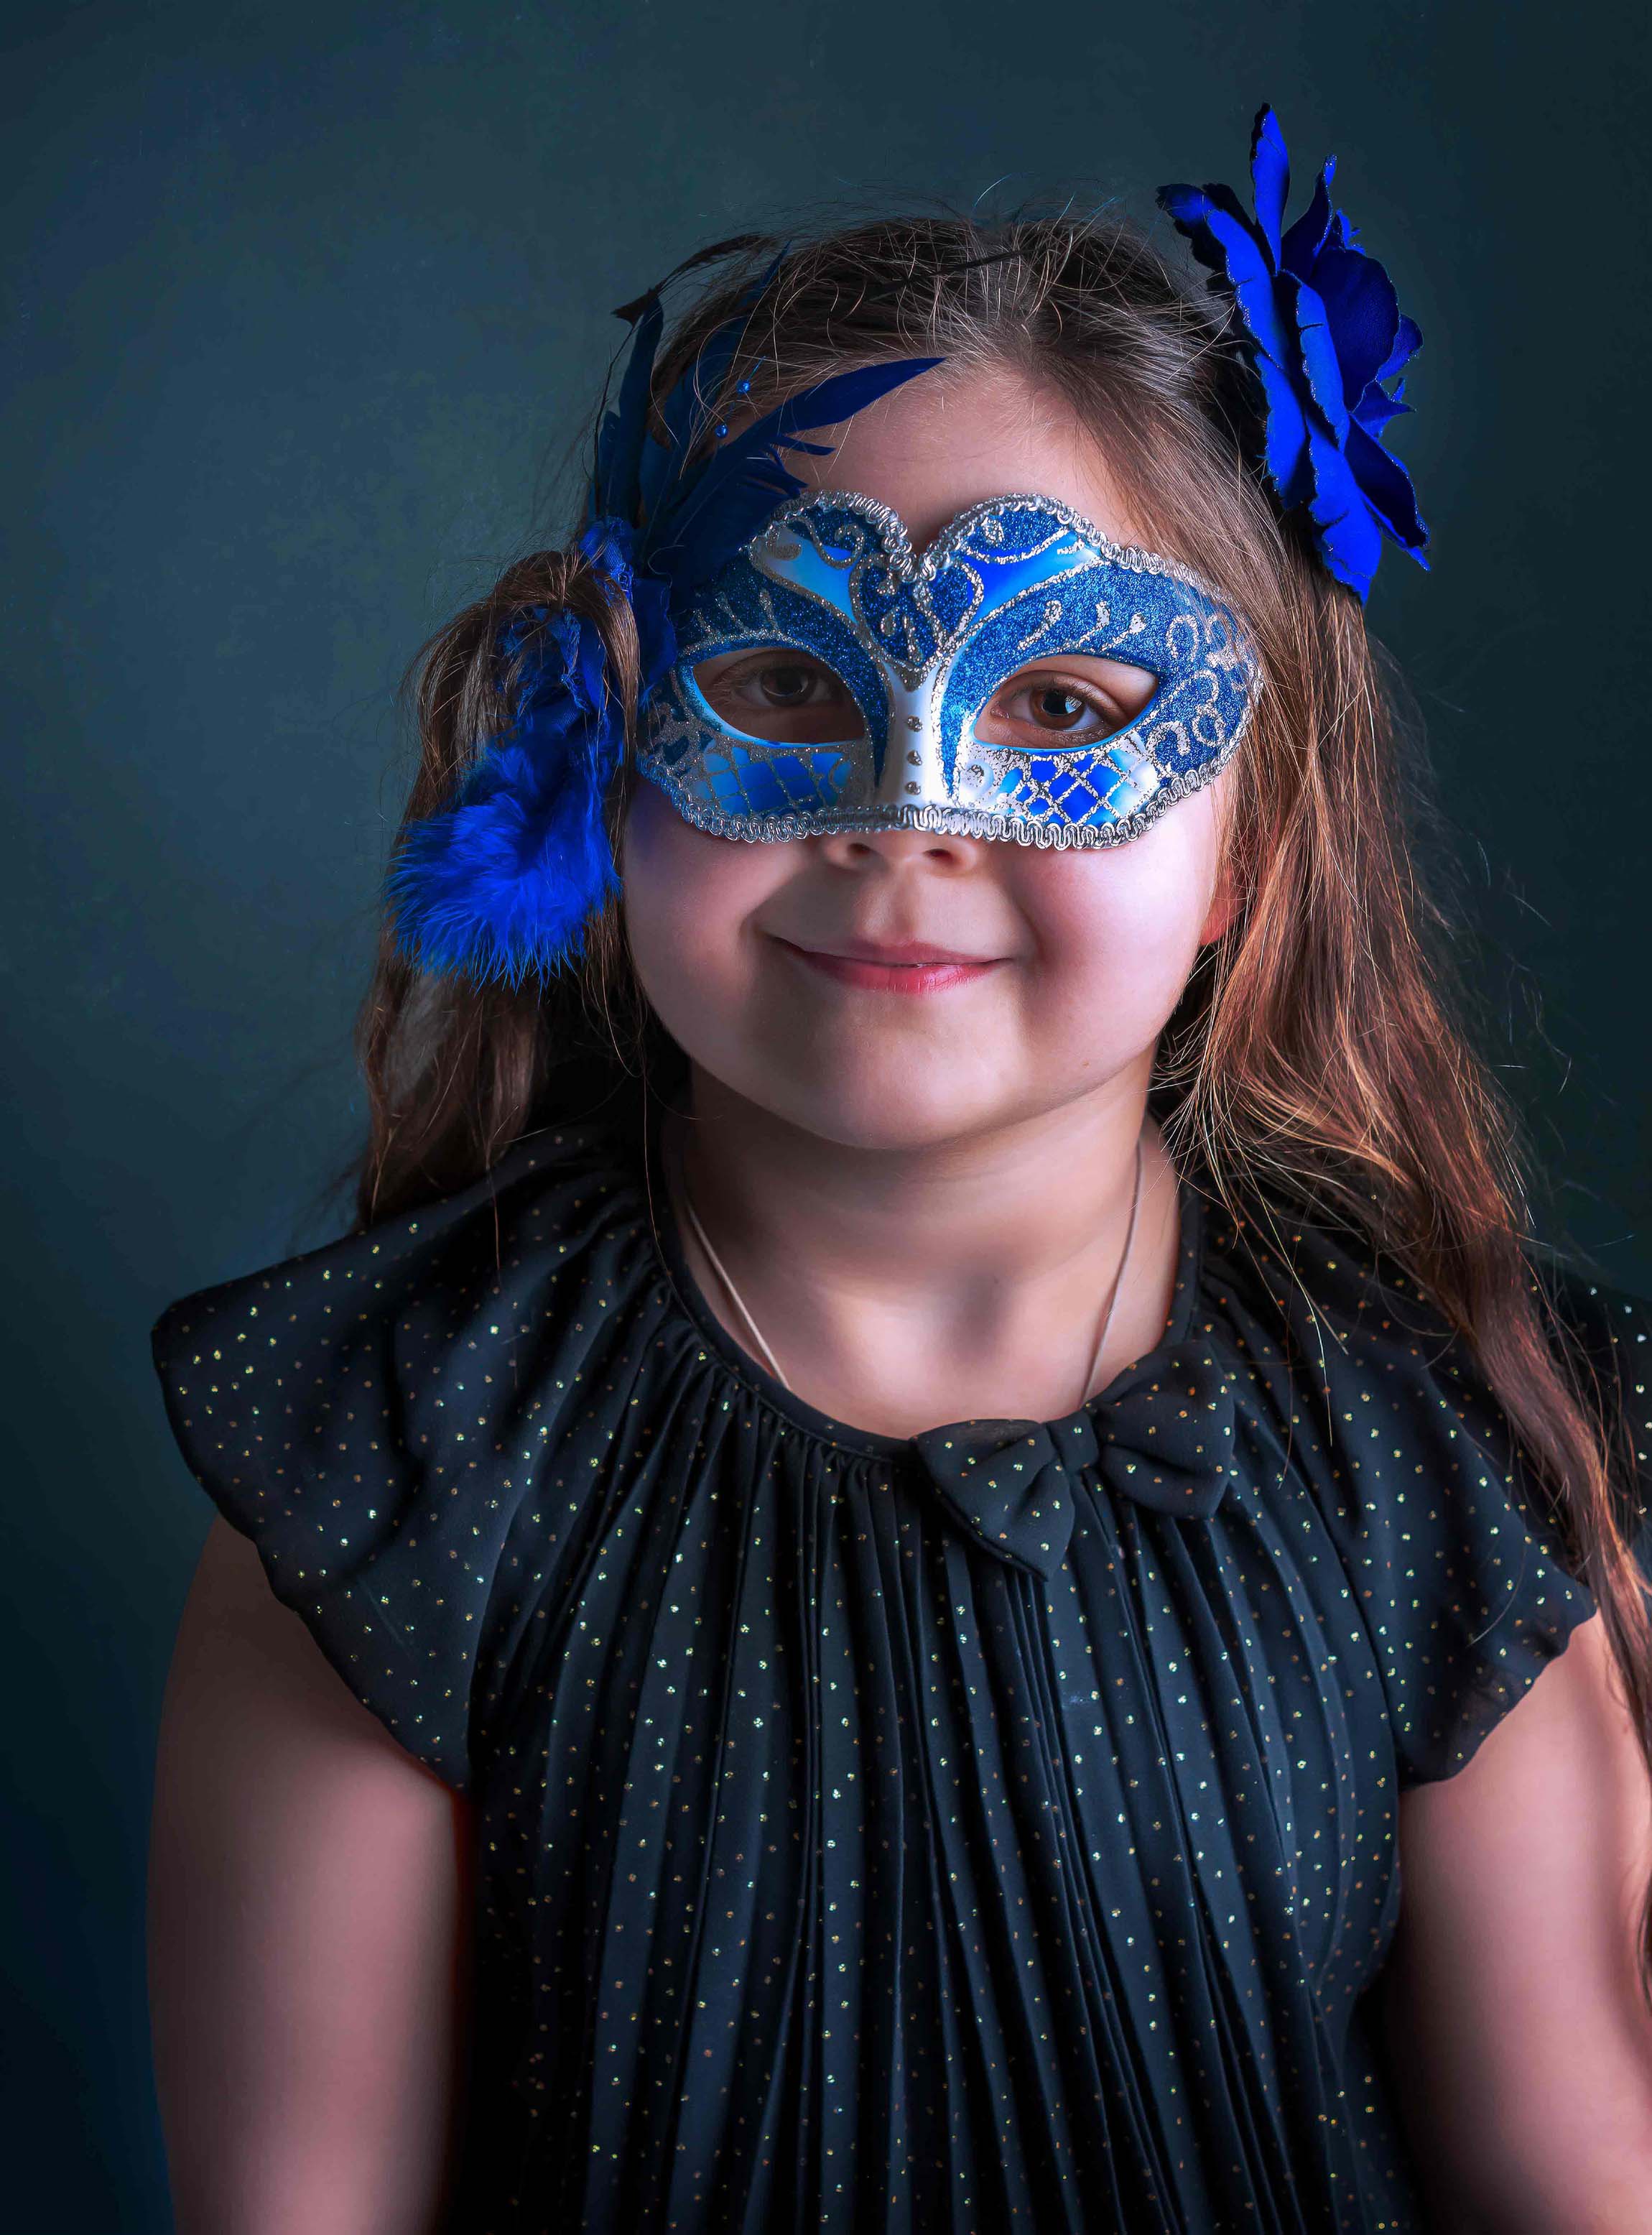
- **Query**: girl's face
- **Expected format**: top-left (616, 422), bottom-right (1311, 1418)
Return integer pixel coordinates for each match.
top-left (620, 368), bottom-right (1236, 1151)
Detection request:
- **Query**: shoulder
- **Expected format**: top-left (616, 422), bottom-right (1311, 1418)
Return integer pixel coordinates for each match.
top-left (1194, 1188), bottom-right (1531, 1501)
top-left (1191, 1185), bottom-right (1641, 1785)
top-left (1543, 1251), bottom-right (1652, 1371)
top-left (1199, 1185), bottom-right (1650, 1530)
top-left (156, 1116), bottom-right (649, 1315)
top-left (149, 1120), bottom-right (676, 1789)
top-left (153, 1119), bottom-right (662, 1435)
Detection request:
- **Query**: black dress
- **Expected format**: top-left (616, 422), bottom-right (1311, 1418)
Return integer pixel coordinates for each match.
top-left (151, 1109), bottom-right (1651, 2234)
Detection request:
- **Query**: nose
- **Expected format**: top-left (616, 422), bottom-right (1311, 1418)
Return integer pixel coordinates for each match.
top-left (812, 824), bottom-right (986, 874)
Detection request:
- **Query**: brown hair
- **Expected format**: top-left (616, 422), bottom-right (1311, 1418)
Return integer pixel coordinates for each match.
top-left (358, 212), bottom-right (1652, 1991)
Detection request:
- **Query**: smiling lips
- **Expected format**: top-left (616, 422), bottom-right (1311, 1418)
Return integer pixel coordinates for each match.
top-left (777, 937), bottom-right (1002, 995)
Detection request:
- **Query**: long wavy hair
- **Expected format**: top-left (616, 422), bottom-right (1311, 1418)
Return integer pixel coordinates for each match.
top-left (356, 212), bottom-right (1652, 1994)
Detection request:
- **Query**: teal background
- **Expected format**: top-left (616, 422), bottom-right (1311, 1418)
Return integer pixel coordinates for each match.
top-left (4, 1), bottom-right (1648, 2225)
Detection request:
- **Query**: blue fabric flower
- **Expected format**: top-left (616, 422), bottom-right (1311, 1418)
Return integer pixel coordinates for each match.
top-left (1159, 107), bottom-right (1428, 600)
top-left (390, 518), bottom-right (676, 984)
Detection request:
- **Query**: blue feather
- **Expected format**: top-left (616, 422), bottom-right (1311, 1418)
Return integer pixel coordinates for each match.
top-left (642, 356), bottom-right (943, 600)
top-left (629, 259), bottom-right (784, 522)
top-left (591, 295), bottom-right (663, 527)
top-left (389, 731), bottom-right (621, 984)
top-left (592, 246), bottom-right (943, 608)
top-left (389, 535), bottom-right (676, 985)
top-left (592, 239), bottom-right (776, 523)
top-left (677, 251), bottom-right (786, 420)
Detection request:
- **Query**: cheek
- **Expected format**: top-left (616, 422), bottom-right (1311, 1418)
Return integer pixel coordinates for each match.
top-left (618, 780), bottom-right (794, 1045)
top-left (1011, 799), bottom-right (1222, 1032)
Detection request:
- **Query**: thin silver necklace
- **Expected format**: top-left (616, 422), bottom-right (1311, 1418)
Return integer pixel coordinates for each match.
top-left (679, 1133), bottom-right (1146, 1412)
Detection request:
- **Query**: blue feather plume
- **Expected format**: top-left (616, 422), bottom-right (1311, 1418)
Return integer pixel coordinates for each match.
top-left (389, 727), bottom-right (619, 985)
top-left (591, 294), bottom-right (663, 529)
top-left (592, 251), bottom-right (783, 540)
top-left (389, 520), bottom-right (674, 984)
top-left (590, 248), bottom-right (940, 609)
top-left (641, 359), bottom-right (942, 600)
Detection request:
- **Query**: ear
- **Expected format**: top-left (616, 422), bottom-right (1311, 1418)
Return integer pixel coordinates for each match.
top-left (1197, 856), bottom-right (1245, 946)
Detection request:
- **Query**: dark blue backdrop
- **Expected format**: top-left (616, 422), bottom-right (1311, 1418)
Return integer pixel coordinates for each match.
top-left (5, 1), bottom-right (1648, 2225)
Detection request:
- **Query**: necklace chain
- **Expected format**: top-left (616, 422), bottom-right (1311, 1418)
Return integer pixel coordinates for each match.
top-left (679, 1134), bottom-right (1146, 1412)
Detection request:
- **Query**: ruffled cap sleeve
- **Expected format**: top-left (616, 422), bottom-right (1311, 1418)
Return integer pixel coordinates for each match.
top-left (1234, 1215), bottom-right (1618, 1789)
top-left (151, 1126), bottom-right (653, 1790)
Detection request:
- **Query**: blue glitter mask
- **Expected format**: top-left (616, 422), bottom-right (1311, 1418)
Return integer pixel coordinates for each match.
top-left (638, 491), bottom-right (1263, 847)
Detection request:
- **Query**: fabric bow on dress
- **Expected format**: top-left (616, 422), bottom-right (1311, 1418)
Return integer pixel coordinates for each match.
top-left (910, 1343), bottom-right (1239, 1578)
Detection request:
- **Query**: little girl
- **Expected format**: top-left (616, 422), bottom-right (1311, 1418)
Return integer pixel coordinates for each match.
top-left (149, 113), bottom-right (1652, 2235)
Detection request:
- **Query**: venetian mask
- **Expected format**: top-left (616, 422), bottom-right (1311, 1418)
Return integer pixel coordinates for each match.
top-left (638, 491), bottom-right (1262, 848)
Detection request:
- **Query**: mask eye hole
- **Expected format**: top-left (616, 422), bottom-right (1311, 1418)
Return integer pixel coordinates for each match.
top-left (695, 647), bottom-right (863, 746)
top-left (975, 656), bottom-right (1158, 751)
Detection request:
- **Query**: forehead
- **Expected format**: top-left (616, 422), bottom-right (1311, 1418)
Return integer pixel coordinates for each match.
top-left (790, 364), bottom-right (1144, 557)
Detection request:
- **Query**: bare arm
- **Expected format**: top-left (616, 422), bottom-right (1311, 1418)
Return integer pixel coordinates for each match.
top-left (149, 1519), bottom-right (471, 2235)
top-left (1381, 1610), bottom-right (1652, 2234)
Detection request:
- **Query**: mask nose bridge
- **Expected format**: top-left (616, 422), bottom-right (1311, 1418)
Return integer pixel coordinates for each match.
top-left (868, 662), bottom-right (948, 814)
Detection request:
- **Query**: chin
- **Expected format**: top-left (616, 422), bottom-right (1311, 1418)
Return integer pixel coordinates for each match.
top-left (728, 1045), bottom-right (1075, 1156)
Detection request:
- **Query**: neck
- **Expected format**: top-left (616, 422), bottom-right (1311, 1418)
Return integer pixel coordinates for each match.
top-left (664, 1063), bottom-right (1184, 1439)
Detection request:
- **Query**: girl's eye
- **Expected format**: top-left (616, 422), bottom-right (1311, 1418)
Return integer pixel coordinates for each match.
top-left (755, 664), bottom-right (826, 708)
top-left (975, 659), bottom-right (1158, 751)
top-left (695, 650), bottom-right (860, 745)
top-left (1028, 685), bottom-right (1093, 731)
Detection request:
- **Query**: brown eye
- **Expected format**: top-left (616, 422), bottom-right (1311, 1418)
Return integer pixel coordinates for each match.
top-left (974, 658), bottom-right (1158, 754)
top-left (694, 648), bottom-right (860, 746)
top-left (1030, 685), bottom-right (1090, 732)
top-left (756, 663), bottom-right (820, 708)
top-left (985, 677), bottom-right (1118, 747)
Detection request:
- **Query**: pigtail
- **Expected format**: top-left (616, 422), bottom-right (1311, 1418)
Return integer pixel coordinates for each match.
top-left (356, 543), bottom-right (653, 1225)
top-left (404, 544), bottom-right (648, 823)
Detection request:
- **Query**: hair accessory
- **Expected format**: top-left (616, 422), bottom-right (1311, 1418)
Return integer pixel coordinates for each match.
top-left (388, 517), bottom-right (674, 983)
top-left (1159, 106), bottom-right (1428, 601)
top-left (393, 247), bottom-right (942, 983)
top-left (588, 254), bottom-right (941, 609)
